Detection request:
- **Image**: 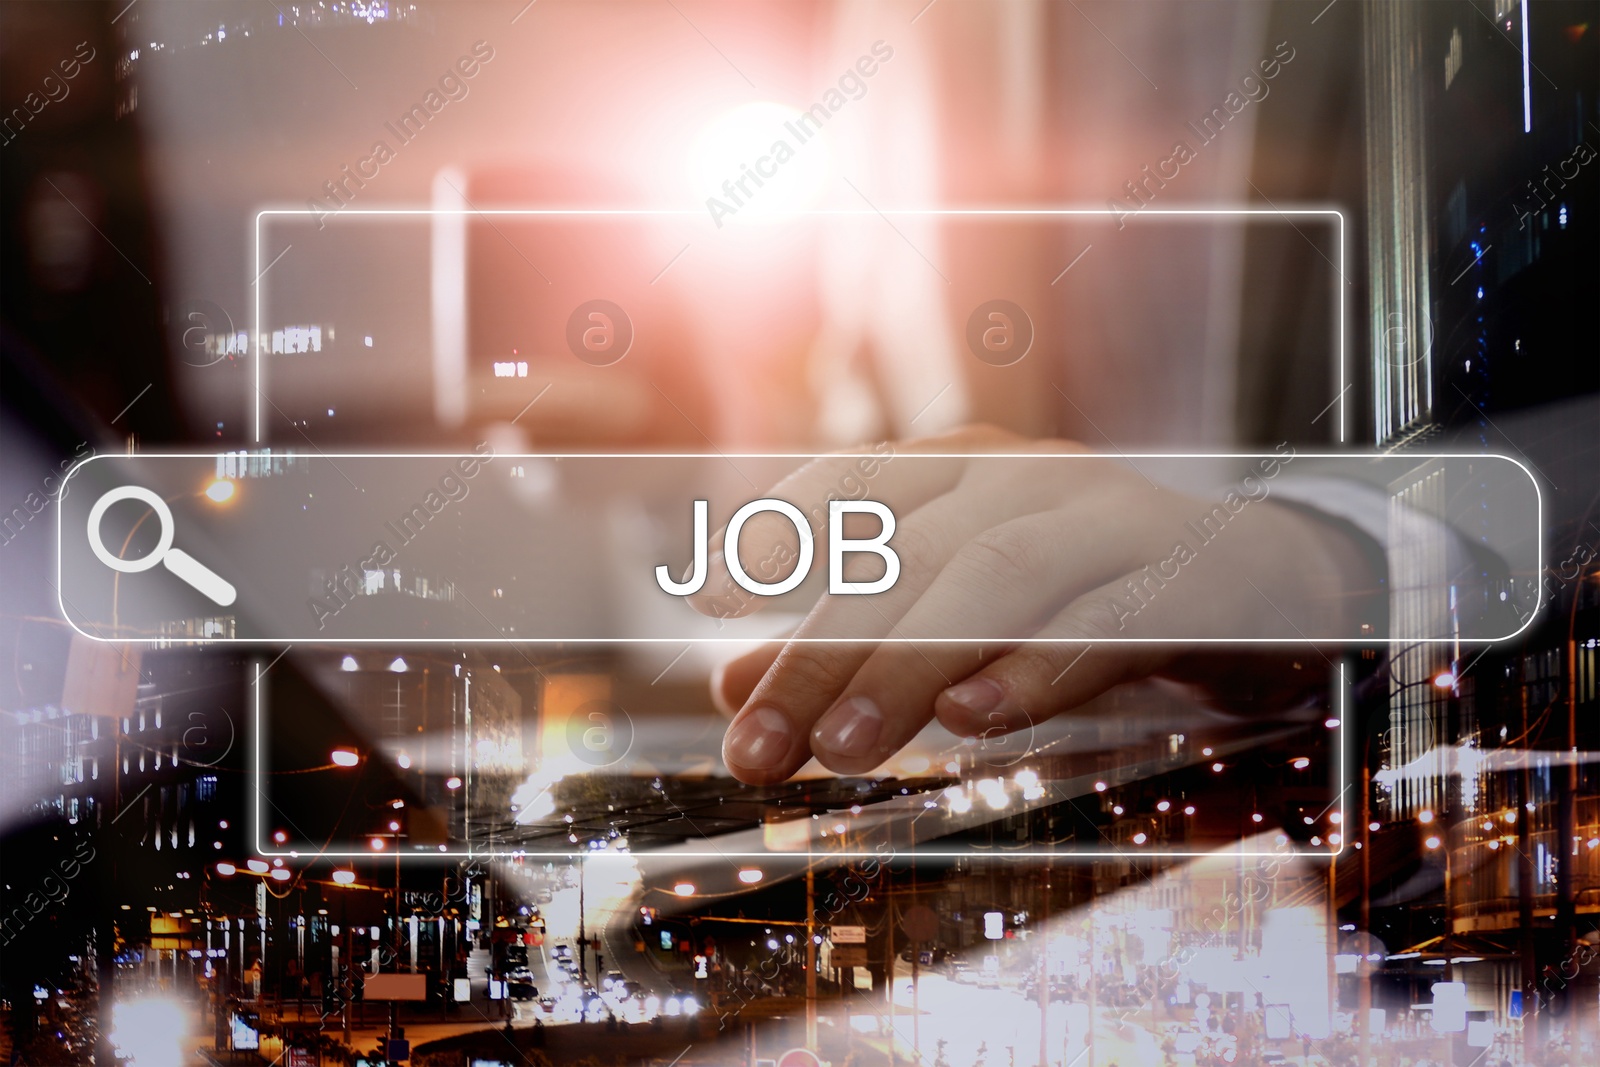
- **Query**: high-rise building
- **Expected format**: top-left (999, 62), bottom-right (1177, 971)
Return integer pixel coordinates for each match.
top-left (1362, 0), bottom-right (1600, 1039)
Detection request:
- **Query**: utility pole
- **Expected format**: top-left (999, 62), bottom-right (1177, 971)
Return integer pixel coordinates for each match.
top-left (1518, 682), bottom-right (1536, 1061)
top-left (1086, 915), bottom-right (1097, 1067)
top-left (1557, 634), bottom-right (1579, 968)
top-left (390, 839), bottom-right (402, 1047)
top-left (805, 863), bottom-right (818, 1050)
top-left (886, 899), bottom-right (896, 1067)
top-left (1038, 857), bottom-right (1050, 1067)
top-left (1326, 847), bottom-right (1338, 1042)
top-left (911, 921), bottom-right (920, 1061)
top-left (578, 856), bottom-right (587, 983)
top-left (1358, 761), bottom-right (1372, 1067)
top-left (341, 919), bottom-right (352, 1045)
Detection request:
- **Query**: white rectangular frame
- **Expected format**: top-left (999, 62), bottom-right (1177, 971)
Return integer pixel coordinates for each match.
top-left (56, 450), bottom-right (1543, 647)
top-left (228, 208), bottom-right (1370, 859)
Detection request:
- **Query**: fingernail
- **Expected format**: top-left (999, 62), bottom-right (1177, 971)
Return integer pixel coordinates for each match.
top-left (942, 677), bottom-right (1004, 718)
top-left (813, 695), bottom-right (884, 760)
top-left (725, 705), bottom-right (794, 770)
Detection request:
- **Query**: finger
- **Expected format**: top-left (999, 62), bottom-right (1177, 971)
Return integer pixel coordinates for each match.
top-left (807, 504), bottom-right (1162, 773)
top-left (932, 575), bottom-right (1197, 737)
top-left (710, 642), bottom-right (783, 718)
top-left (931, 491), bottom-right (1356, 733)
top-left (720, 483), bottom-right (1029, 783)
top-left (719, 452), bottom-right (1154, 781)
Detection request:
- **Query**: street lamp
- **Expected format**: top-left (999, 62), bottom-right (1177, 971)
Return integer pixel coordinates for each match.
top-left (673, 882), bottom-right (696, 897)
top-left (737, 869), bottom-right (763, 885)
top-left (330, 748), bottom-right (361, 768)
top-left (332, 870), bottom-right (357, 885)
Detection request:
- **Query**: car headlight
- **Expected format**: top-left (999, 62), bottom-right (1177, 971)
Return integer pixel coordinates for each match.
top-left (665, 996), bottom-right (681, 1015)
top-left (683, 995), bottom-right (699, 1015)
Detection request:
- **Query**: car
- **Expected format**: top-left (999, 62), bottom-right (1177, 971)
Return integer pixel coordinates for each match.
top-left (947, 960), bottom-right (975, 983)
top-left (602, 970), bottom-right (626, 991)
top-left (539, 996), bottom-right (557, 1014)
top-left (553, 943), bottom-right (572, 960)
top-left (506, 970), bottom-right (538, 1001)
top-left (663, 988), bottom-right (700, 1017)
top-left (536, 887), bottom-right (554, 904)
top-left (1021, 974), bottom-right (1074, 999)
top-left (579, 987), bottom-right (608, 1020)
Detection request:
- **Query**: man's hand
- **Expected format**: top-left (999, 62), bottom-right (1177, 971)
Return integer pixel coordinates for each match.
top-left (699, 426), bottom-right (1376, 784)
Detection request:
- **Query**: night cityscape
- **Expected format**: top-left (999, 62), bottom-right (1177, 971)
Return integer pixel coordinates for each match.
top-left (1, 3), bottom-right (1597, 1067)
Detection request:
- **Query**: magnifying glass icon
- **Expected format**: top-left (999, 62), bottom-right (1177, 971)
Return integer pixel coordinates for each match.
top-left (86, 486), bottom-right (237, 607)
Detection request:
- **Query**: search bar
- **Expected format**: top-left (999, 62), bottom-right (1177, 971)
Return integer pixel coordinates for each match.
top-left (56, 451), bottom-right (1541, 644)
